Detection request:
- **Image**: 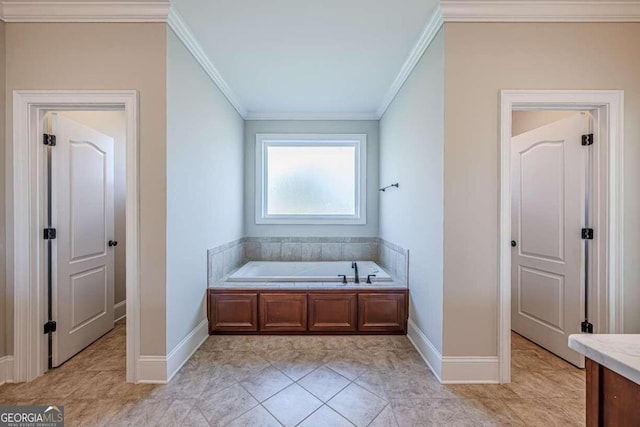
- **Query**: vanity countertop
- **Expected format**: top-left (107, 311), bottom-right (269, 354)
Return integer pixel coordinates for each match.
top-left (569, 334), bottom-right (640, 385)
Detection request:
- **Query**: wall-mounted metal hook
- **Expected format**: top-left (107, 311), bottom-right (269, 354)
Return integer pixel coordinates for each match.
top-left (379, 183), bottom-right (399, 192)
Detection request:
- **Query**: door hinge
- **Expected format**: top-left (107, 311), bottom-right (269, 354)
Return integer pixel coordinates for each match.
top-left (581, 133), bottom-right (594, 146)
top-left (43, 133), bottom-right (56, 146)
top-left (43, 228), bottom-right (57, 240)
top-left (581, 228), bottom-right (594, 240)
top-left (581, 321), bottom-right (594, 334)
top-left (43, 320), bottom-right (57, 334)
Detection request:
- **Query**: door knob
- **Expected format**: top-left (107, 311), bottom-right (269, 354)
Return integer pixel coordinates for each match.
top-left (511, 240), bottom-right (517, 247)
top-left (108, 240), bottom-right (118, 247)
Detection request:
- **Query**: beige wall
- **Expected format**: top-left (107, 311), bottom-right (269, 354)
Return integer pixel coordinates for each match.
top-left (379, 29), bottom-right (445, 352)
top-left (5, 23), bottom-right (167, 356)
top-left (512, 110), bottom-right (579, 136)
top-left (58, 111), bottom-right (127, 307)
top-left (0, 21), bottom-right (5, 359)
top-left (444, 23), bottom-right (640, 357)
top-left (166, 29), bottom-right (244, 352)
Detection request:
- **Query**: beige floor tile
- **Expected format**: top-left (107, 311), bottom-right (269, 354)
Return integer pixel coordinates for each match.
top-left (181, 407), bottom-right (211, 427)
top-left (369, 405), bottom-right (399, 427)
top-left (390, 397), bottom-right (472, 427)
top-left (227, 405), bottom-right (283, 427)
top-left (263, 383), bottom-right (322, 426)
top-left (298, 405), bottom-right (354, 427)
top-left (240, 366), bottom-right (293, 402)
top-left (0, 325), bottom-right (586, 426)
top-left (155, 399), bottom-right (197, 427)
top-left (504, 398), bottom-right (580, 427)
top-left (197, 383), bottom-right (258, 427)
top-left (324, 354), bottom-right (368, 381)
top-left (327, 383), bottom-right (388, 427)
top-left (298, 366), bottom-right (350, 402)
top-left (354, 370), bottom-right (388, 399)
top-left (267, 349), bottom-right (324, 381)
top-left (222, 351), bottom-right (271, 382)
top-left (461, 398), bottom-right (526, 426)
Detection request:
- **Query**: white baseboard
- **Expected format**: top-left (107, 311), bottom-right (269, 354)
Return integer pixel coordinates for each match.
top-left (0, 356), bottom-right (15, 385)
top-left (441, 356), bottom-right (500, 384)
top-left (167, 319), bottom-right (208, 382)
top-left (407, 318), bottom-right (442, 381)
top-left (407, 319), bottom-right (500, 384)
top-left (137, 355), bottom-right (167, 384)
top-left (114, 300), bottom-right (126, 322)
top-left (136, 318), bottom-right (208, 384)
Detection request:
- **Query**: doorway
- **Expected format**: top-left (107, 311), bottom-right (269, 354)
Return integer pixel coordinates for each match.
top-left (43, 111), bottom-right (126, 368)
top-left (498, 90), bottom-right (624, 383)
top-left (511, 110), bottom-right (590, 368)
top-left (12, 90), bottom-right (140, 383)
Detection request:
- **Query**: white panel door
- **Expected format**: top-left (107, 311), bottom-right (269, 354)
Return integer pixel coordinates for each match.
top-left (51, 113), bottom-right (115, 367)
top-left (511, 114), bottom-right (588, 368)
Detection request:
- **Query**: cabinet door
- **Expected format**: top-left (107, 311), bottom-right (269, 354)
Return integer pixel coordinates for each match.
top-left (209, 292), bottom-right (258, 332)
top-left (358, 293), bottom-right (407, 332)
top-left (309, 293), bottom-right (357, 332)
top-left (260, 293), bottom-right (308, 331)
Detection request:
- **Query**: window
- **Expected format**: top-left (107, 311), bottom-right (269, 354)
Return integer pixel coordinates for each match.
top-left (256, 134), bottom-right (367, 224)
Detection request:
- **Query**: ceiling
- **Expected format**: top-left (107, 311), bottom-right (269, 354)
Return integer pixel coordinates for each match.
top-left (171, 0), bottom-right (440, 119)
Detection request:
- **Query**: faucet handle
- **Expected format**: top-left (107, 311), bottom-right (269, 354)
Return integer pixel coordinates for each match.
top-left (338, 275), bottom-right (348, 284)
top-left (367, 274), bottom-right (377, 284)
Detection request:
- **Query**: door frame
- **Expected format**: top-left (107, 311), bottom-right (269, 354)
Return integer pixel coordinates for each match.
top-left (12, 90), bottom-right (140, 383)
top-left (499, 90), bottom-right (624, 383)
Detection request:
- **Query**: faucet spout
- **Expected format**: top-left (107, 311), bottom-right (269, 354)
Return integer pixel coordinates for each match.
top-left (352, 262), bottom-right (360, 284)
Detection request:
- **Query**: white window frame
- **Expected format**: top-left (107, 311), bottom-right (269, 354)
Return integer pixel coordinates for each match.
top-left (255, 133), bottom-right (367, 225)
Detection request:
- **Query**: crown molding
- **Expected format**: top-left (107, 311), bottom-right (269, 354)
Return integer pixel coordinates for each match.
top-left (376, 6), bottom-right (444, 119)
top-left (0, 1), bottom-right (170, 23)
top-left (244, 112), bottom-right (380, 121)
top-left (167, 7), bottom-right (247, 118)
top-left (440, 1), bottom-right (640, 22)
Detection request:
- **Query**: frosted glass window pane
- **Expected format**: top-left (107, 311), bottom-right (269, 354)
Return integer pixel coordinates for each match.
top-left (267, 145), bottom-right (356, 215)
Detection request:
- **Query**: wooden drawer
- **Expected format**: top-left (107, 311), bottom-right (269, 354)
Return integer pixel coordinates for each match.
top-left (309, 293), bottom-right (357, 332)
top-left (358, 292), bottom-right (407, 332)
top-left (260, 293), bottom-right (308, 331)
top-left (208, 292), bottom-right (258, 332)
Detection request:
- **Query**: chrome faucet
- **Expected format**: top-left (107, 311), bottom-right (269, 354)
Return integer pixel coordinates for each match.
top-left (351, 262), bottom-right (360, 284)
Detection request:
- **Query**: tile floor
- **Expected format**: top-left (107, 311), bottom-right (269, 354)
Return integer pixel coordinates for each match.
top-left (0, 321), bottom-right (585, 426)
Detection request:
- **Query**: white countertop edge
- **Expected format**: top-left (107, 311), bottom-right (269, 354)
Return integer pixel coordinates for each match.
top-left (569, 334), bottom-right (640, 385)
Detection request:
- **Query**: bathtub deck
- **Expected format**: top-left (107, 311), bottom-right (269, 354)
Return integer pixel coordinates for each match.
top-left (208, 280), bottom-right (407, 290)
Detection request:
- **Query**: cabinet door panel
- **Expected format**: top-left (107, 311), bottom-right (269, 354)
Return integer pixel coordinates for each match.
top-left (209, 292), bottom-right (258, 332)
top-left (309, 293), bottom-right (357, 332)
top-left (260, 293), bottom-right (307, 331)
top-left (358, 293), bottom-right (406, 332)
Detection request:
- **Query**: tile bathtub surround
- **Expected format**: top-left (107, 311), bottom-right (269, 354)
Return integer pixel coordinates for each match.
top-left (243, 237), bottom-right (379, 263)
top-left (0, 327), bottom-right (585, 426)
top-left (377, 239), bottom-right (409, 286)
top-left (207, 238), bottom-right (246, 283)
top-left (208, 237), bottom-right (382, 286)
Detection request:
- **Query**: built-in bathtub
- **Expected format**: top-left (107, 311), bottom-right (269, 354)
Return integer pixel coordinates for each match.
top-left (227, 261), bottom-right (392, 283)
top-left (208, 260), bottom-right (408, 334)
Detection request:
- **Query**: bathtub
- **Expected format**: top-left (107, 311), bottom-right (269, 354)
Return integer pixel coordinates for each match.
top-left (227, 261), bottom-right (392, 282)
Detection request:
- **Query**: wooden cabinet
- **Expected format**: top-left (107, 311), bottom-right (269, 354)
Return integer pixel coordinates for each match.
top-left (358, 292), bottom-right (407, 332)
top-left (208, 292), bottom-right (258, 332)
top-left (586, 358), bottom-right (640, 426)
top-left (309, 293), bottom-right (357, 332)
top-left (260, 293), bottom-right (308, 331)
top-left (207, 289), bottom-right (408, 334)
